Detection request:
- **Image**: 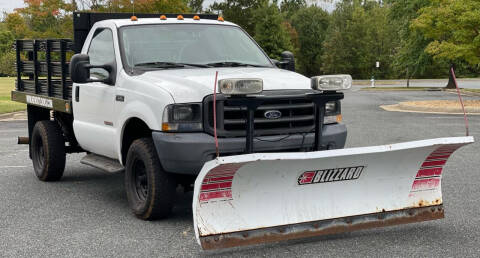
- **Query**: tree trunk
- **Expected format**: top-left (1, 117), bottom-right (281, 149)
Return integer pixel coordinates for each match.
top-left (445, 64), bottom-right (456, 89)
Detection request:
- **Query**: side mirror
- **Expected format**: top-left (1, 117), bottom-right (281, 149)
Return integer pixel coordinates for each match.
top-left (279, 51), bottom-right (295, 72)
top-left (69, 54), bottom-right (116, 85)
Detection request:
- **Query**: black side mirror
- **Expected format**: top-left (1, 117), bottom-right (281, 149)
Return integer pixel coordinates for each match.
top-left (279, 51), bottom-right (295, 72)
top-left (69, 54), bottom-right (116, 85)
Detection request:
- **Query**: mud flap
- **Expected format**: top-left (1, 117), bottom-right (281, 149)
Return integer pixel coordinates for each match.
top-left (192, 136), bottom-right (473, 249)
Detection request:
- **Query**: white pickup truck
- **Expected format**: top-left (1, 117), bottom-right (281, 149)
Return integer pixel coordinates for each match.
top-left (12, 12), bottom-right (347, 220)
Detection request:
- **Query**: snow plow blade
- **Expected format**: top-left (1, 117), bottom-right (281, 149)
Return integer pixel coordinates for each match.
top-left (193, 136), bottom-right (473, 250)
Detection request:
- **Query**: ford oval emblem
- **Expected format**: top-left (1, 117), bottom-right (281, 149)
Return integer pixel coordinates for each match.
top-left (264, 110), bottom-right (282, 119)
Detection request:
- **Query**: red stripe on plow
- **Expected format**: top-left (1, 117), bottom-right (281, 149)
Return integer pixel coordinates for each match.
top-left (421, 160), bottom-right (447, 167)
top-left (203, 176), bottom-right (234, 183)
top-left (430, 151), bottom-right (454, 156)
top-left (412, 177), bottom-right (440, 191)
top-left (416, 167), bottom-right (443, 178)
top-left (208, 163), bottom-right (245, 174)
top-left (201, 181), bottom-right (233, 191)
top-left (199, 190), bottom-right (232, 202)
top-left (425, 154), bottom-right (451, 160)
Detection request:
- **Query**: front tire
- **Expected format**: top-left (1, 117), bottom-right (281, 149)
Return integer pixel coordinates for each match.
top-left (31, 120), bottom-right (66, 181)
top-left (125, 138), bottom-right (176, 220)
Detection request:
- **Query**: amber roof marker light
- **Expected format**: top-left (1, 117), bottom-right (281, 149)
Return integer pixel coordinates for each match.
top-left (160, 15), bottom-right (167, 20)
top-left (130, 16), bottom-right (138, 21)
top-left (177, 15), bottom-right (184, 20)
top-left (218, 16), bottom-right (224, 22)
top-left (193, 15), bottom-right (200, 20)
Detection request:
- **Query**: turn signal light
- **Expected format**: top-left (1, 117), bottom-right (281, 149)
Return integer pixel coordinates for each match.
top-left (130, 16), bottom-right (138, 21)
top-left (162, 123), bottom-right (171, 131)
top-left (336, 114), bottom-right (343, 123)
top-left (177, 15), bottom-right (184, 20)
top-left (160, 15), bottom-right (167, 20)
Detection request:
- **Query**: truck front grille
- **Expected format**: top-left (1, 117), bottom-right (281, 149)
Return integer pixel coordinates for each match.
top-left (204, 94), bottom-right (317, 137)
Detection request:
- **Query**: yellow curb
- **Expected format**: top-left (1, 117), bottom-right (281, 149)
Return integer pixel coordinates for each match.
top-left (380, 104), bottom-right (480, 115)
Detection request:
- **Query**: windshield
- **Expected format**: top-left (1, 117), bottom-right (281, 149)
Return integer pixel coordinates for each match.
top-left (119, 24), bottom-right (273, 69)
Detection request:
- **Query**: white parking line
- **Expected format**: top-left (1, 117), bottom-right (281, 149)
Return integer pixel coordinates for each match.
top-left (0, 150), bottom-right (29, 153)
top-left (0, 166), bottom-right (28, 168)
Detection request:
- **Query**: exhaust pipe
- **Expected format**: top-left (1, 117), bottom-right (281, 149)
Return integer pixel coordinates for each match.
top-left (17, 136), bottom-right (29, 144)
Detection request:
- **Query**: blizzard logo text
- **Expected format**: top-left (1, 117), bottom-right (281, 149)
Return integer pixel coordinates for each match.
top-left (298, 166), bottom-right (364, 185)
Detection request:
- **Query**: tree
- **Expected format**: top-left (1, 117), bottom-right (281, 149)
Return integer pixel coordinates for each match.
top-left (209, 0), bottom-right (267, 36)
top-left (290, 6), bottom-right (330, 77)
top-left (252, 2), bottom-right (293, 60)
top-left (4, 13), bottom-right (31, 39)
top-left (12, 0), bottom-right (75, 39)
top-left (0, 28), bottom-right (15, 54)
top-left (96, 0), bottom-right (190, 13)
top-left (189, 0), bottom-right (204, 13)
top-left (0, 50), bottom-right (16, 77)
top-left (0, 24), bottom-right (16, 76)
top-left (280, 0), bottom-right (306, 17)
top-left (413, 0), bottom-right (480, 69)
top-left (321, 0), bottom-right (396, 79)
top-left (386, 0), bottom-right (448, 80)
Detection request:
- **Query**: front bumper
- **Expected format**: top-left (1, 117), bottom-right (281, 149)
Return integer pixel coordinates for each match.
top-left (152, 123), bottom-right (347, 175)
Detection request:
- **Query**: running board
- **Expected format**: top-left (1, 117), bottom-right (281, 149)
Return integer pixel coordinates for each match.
top-left (80, 154), bottom-right (124, 173)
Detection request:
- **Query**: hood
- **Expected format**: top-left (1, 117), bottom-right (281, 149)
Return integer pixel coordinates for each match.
top-left (134, 67), bottom-right (311, 103)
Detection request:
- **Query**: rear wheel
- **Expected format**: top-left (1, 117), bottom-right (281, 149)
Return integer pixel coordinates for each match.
top-left (31, 120), bottom-right (66, 181)
top-left (125, 138), bottom-right (176, 220)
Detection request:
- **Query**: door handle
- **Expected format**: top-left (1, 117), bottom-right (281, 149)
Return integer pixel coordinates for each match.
top-left (75, 86), bottom-right (79, 102)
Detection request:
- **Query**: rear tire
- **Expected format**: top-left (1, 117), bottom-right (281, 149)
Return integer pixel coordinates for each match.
top-left (125, 138), bottom-right (176, 220)
top-left (31, 120), bottom-right (66, 181)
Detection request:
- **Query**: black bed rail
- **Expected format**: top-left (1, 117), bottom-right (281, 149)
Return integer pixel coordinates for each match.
top-left (14, 39), bottom-right (74, 100)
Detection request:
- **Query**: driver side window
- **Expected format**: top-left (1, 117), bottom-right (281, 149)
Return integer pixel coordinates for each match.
top-left (88, 28), bottom-right (115, 80)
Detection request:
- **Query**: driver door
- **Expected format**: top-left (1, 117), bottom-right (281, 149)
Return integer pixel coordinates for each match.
top-left (72, 28), bottom-right (117, 158)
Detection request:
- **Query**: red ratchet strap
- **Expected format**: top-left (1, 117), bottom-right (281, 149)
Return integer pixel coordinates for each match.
top-left (451, 67), bottom-right (469, 136)
top-left (213, 71), bottom-right (220, 157)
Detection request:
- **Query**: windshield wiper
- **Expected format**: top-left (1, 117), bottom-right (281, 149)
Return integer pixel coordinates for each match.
top-left (134, 62), bottom-right (210, 68)
top-left (205, 62), bottom-right (269, 68)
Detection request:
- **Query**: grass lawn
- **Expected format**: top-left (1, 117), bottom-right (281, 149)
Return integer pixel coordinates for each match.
top-left (0, 77), bottom-right (26, 114)
top-left (462, 88), bottom-right (480, 93)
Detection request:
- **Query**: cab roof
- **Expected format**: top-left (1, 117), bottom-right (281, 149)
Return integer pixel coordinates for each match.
top-left (98, 17), bottom-right (238, 28)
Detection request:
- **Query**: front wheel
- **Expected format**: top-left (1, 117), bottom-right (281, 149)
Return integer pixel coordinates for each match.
top-left (125, 138), bottom-right (176, 220)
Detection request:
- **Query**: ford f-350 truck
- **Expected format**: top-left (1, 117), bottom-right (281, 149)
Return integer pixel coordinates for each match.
top-left (12, 12), bottom-right (346, 220)
top-left (11, 12), bottom-right (474, 250)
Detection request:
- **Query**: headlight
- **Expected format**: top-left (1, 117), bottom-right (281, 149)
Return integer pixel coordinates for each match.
top-left (324, 101), bottom-right (342, 124)
top-left (219, 78), bottom-right (263, 95)
top-left (325, 101), bottom-right (337, 114)
top-left (162, 103), bottom-right (202, 132)
top-left (311, 74), bottom-right (352, 91)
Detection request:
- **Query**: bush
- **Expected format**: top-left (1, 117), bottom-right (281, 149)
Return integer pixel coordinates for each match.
top-left (0, 50), bottom-right (16, 77)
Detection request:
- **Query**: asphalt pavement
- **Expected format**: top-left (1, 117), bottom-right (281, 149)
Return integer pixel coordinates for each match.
top-left (1, 89), bottom-right (479, 257)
